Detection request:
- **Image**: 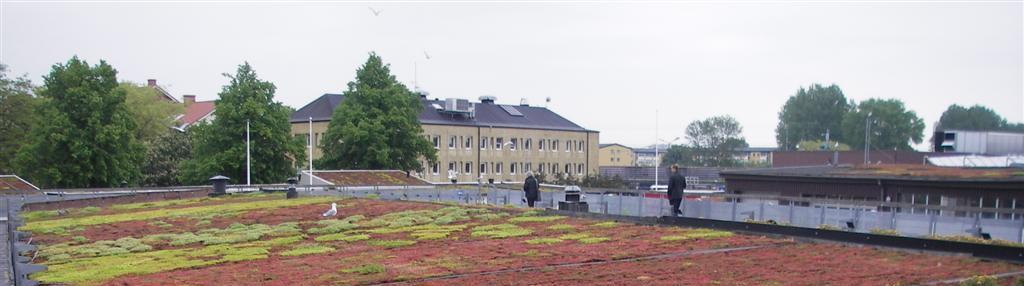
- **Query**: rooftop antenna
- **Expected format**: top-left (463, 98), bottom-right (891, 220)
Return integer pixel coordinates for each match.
top-left (545, 97), bottom-right (551, 108)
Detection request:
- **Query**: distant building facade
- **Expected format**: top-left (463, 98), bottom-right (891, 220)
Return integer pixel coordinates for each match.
top-left (144, 79), bottom-right (215, 130)
top-left (933, 129), bottom-right (1024, 155)
top-left (634, 148), bottom-right (664, 167)
top-left (733, 147), bottom-right (777, 165)
top-left (599, 144), bottom-right (635, 167)
top-left (290, 94), bottom-right (599, 184)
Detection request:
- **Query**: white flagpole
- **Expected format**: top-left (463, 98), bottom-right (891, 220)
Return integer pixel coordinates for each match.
top-left (246, 120), bottom-right (251, 186)
top-left (308, 117), bottom-right (313, 185)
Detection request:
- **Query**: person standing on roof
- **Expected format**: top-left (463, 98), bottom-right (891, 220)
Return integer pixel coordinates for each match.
top-left (523, 171), bottom-right (540, 207)
top-left (667, 164), bottom-right (686, 217)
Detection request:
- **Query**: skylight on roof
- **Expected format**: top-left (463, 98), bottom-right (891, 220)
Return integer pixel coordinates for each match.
top-left (432, 103), bottom-right (444, 110)
top-left (500, 105), bottom-right (524, 117)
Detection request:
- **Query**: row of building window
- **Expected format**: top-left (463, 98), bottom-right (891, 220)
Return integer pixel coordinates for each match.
top-left (428, 135), bottom-right (586, 153)
top-left (427, 161), bottom-right (586, 177)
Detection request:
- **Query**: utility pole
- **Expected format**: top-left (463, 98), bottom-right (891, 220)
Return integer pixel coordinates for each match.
top-left (864, 112), bottom-right (872, 165)
top-left (654, 109), bottom-right (659, 188)
top-left (246, 120), bottom-right (251, 186)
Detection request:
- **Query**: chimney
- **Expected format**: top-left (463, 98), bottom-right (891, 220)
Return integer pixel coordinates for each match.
top-left (147, 79), bottom-right (157, 87)
top-left (183, 95), bottom-right (196, 107)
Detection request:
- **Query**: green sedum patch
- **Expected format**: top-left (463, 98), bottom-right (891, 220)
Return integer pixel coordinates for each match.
top-left (525, 238), bottom-right (563, 245)
top-left (547, 224), bottom-right (576, 232)
top-left (342, 264), bottom-right (386, 275)
top-left (578, 237), bottom-right (611, 244)
top-left (471, 224), bottom-right (533, 239)
top-left (33, 243), bottom-right (271, 285)
top-left (280, 243), bottom-right (335, 256)
top-left (37, 237), bottom-right (153, 263)
top-left (142, 222), bottom-right (302, 247)
top-left (21, 196), bottom-right (336, 234)
top-left (367, 240), bottom-right (417, 248)
top-left (307, 215), bottom-right (364, 234)
top-left (315, 233), bottom-right (370, 243)
top-left (508, 216), bottom-right (566, 223)
top-left (660, 228), bottom-right (733, 241)
top-left (591, 221), bottom-right (618, 228)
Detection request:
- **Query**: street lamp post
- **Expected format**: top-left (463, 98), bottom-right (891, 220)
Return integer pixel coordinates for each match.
top-left (864, 111), bottom-right (872, 165)
top-left (654, 137), bottom-right (680, 188)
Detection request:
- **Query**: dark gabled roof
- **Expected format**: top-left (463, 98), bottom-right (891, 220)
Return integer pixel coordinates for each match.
top-left (290, 94), bottom-right (594, 132)
top-left (290, 94), bottom-right (345, 123)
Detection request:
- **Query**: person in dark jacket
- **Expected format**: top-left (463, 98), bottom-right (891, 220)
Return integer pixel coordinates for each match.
top-left (666, 164), bottom-right (686, 216)
top-left (523, 171), bottom-right (540, 207)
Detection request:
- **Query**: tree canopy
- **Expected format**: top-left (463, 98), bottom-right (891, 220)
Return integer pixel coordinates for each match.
top-left (317, 53), bottom-right (437, 171)
top-left (681, 115), bottom-right (748, 167)
top-left (0, 64), bottom-right (38, 174)
top-left (775, 84), bottom-right (851, 150)
top-left (179, 63), bottom-right (305, 184)
top-left (142, 130), bottom-right (192, 187)
top-left (841, 98), bottom-right (925, 151)
top-left (936, 104), bottom-right (1024, 132)
top-left (14, 57), bottom-right (143, 188)
top-left (120, 82), bottom-right (184, 142)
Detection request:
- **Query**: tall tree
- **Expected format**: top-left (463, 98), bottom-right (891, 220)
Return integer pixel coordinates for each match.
top-left (936, 104), bottom-right (1010, 131)
top-left (841, 98), bottom-right (925, 151)
top-left (775, 84), bottom-right (851, 150)
top-left (179, 63), bottom-right (305, 184)
top-left (120, 82), bottom-right (184, 142)
top-left (0, 64), bottom-right (38, 174)
top-left (14, 57), bottom-right (143, 188)
top-left (317, 53), bottom-right (437, 171)
top-left (660, 145), bottom-right (699, 167)
top-left (142, 130), bottom-right (192, 186)
top-left (684, 115), bottom-right (748, 167)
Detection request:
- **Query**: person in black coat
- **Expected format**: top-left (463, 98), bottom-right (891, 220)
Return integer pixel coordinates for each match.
top-left (667, 164), bottom-right (686, 216)
top-left (523, 171), bottom-right (540, 207)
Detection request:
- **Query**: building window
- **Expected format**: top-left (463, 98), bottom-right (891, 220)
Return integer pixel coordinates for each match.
top-left (496, 163), bottom-right (503, 175)
top-left (526, 163), bottom-right (532, 173)
top-left (565, 140), bottom-right (571, 152)
top-left (448, 162), bottom-right (456, 173)
top-left (577, 164), bottom-right (584, 175)
top-left (525, 138), bottom-right (532, 150)
top-left (510, 138), bottom-right (518, 151)
top-left (539, 139), bottom-right (545, 151)
top-left (552, 163), bottom-right (559, 174)
top-left (480, 137), bottom-right (488, 150)
top-left (432, 135), bottom-right (440, 149)
top-left (465, 136), bottom-right (473, 149)
top-left (465, 162), bottom-right (472, 174)
top-left (449, 136), bottom-right (457, 149)
top-left (480, 163), bottom-right (487, 175)
top-left (510, 162), bottom-right (517, 174)
top-left (578, 141), bottom-right (584, 152)
top-left (432, 162), bottom-right (439, 175)
top-left (496, 137), bottom-right (504, 150)
top-left (552, 140), bottom-right (559, 151)
top-left (564, 164), bottom-right (571, 174)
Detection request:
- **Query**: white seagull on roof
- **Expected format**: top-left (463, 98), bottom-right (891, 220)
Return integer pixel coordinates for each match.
top-left (322, 202), bottom-right (337, 217)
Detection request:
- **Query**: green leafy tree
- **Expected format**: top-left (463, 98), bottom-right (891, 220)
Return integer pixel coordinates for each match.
top-left (14, 57), bottom-right (143, 188)
top-left (841, 98), bottom-right (925, 151)
top-left (660, 145), bottom-right (699, 167)
top-left (775, 84), bottom-right (851, 150)
top-left (142, 130), bottom-right (191, 186)
top-left (317, 53), bottom-right (437, 171)
top-left (120, 82), bottom-right (184, 142)
top-left (684, 115), bottom-right (749, 167)
top-left (0, 64), bottom-right (39, 174)
top-left (936, 104), bottom-right (1023, 132)
top-left (179, 63), bottom-right (305, 184)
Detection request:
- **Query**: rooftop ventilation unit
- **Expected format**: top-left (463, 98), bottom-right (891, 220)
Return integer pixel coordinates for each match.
top-left (479, 95), bottom-right (496, 104)
top-left (520, 98), bottom-right (529, 106)
top-left (445, 98), bottom-right (458, 111)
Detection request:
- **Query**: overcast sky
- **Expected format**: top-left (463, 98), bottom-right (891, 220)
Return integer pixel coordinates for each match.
top-left (2, 1), bottom-right (1021, 150)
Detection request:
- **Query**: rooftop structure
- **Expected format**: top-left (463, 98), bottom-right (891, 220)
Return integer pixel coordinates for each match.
top-left (933, 129), bottom-right (1024, 156)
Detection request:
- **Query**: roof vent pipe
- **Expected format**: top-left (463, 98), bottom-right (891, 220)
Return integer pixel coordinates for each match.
top-left (520, 98), bottom-right (529, 106)
top-left (479, 95), bottom-right (496, 104)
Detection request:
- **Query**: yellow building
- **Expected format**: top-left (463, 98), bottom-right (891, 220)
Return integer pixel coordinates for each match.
top-left (290, 94), bottom-right (599, 183)
top-left (598, 143), bottom-right (635, 167)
